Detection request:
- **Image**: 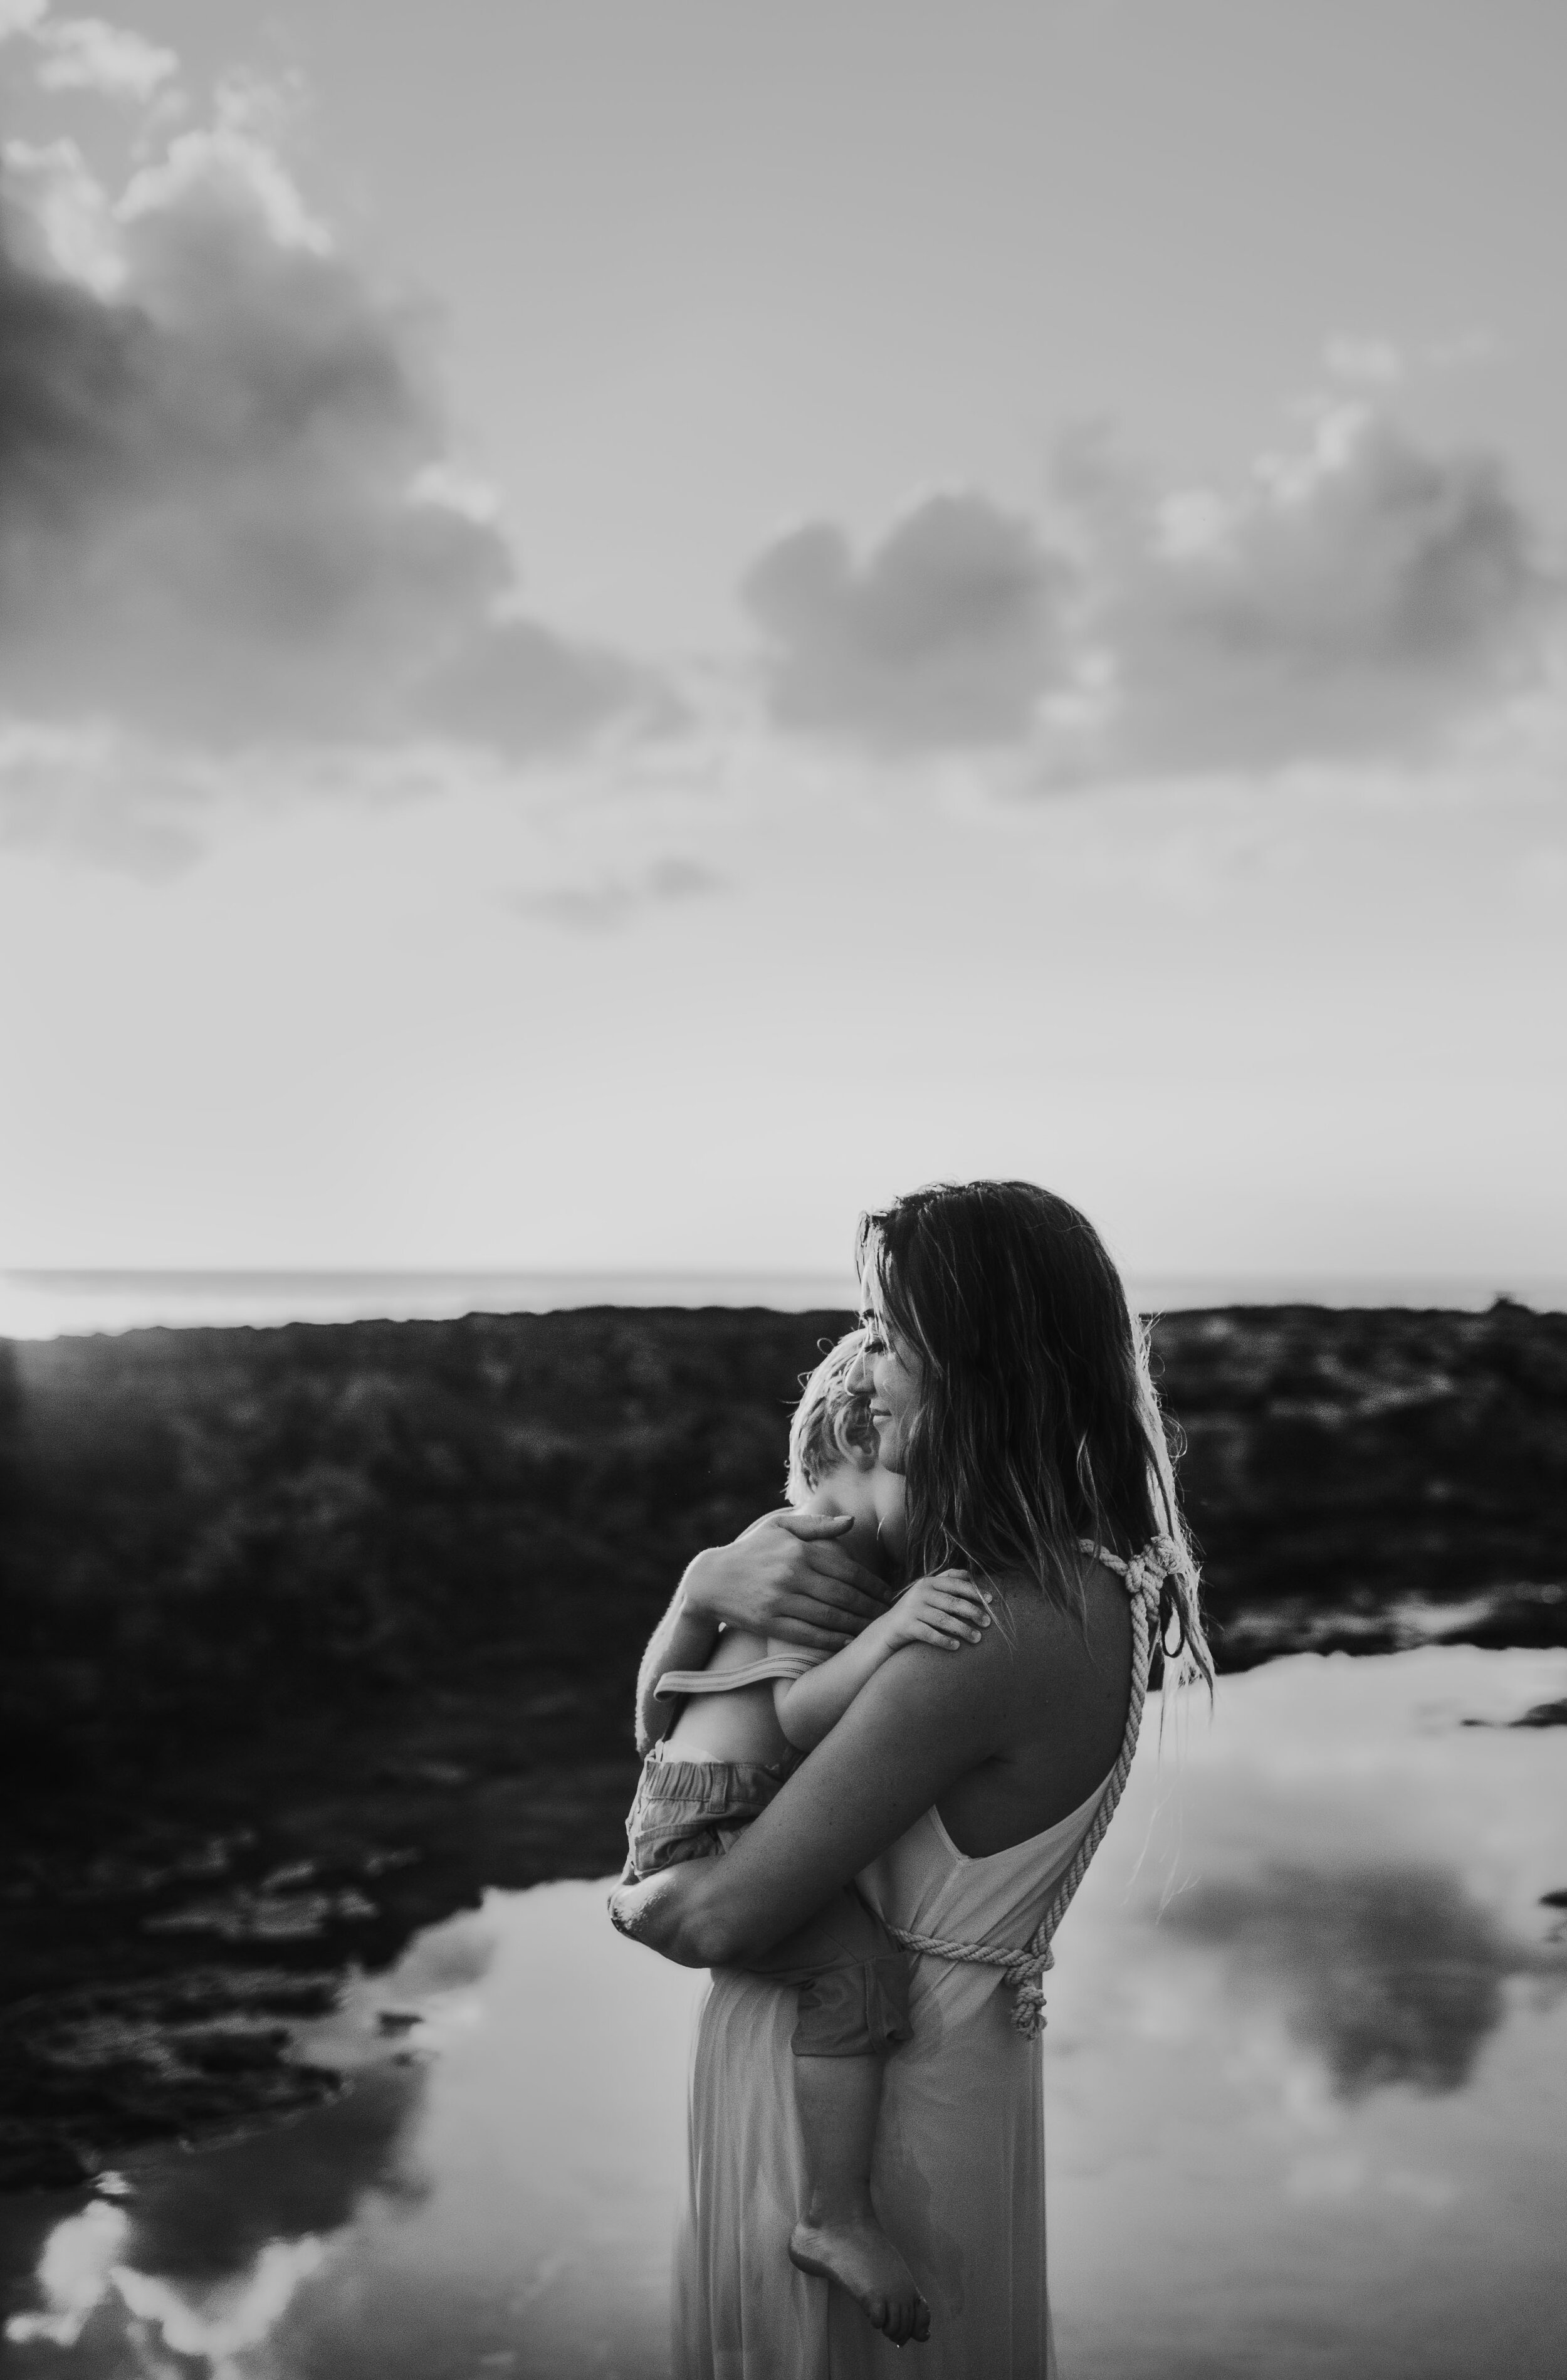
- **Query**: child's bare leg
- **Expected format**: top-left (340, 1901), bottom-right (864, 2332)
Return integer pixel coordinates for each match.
top-left (787, 2054), bottom-right (931, 2346)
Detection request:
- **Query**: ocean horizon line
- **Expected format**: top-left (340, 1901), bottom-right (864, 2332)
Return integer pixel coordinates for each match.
top-left (3, 1266), bottom-right (1563, 1343)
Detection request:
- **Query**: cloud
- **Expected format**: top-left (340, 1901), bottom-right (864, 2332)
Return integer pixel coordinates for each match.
top-left (0, 3), bottom-right (179, 100)
top-left (419, 617), bottom-right (676, 762)
top-left (36, 14), bottom-right (179, 100)
top-left (736, 408), bottom-right (1558, 778)
top-left (0, 719), bottom-right (209, 875)
top-left (1072, 401), bottom-right (1559, 774)
top-left (2, 130), bottom-right (120, 288)
top-left (506, 853), bottom-right (723, 932)
top-left (0, 113), bottom-right (666, 776)
top-left (741, 491), bottom-right (1078, 754)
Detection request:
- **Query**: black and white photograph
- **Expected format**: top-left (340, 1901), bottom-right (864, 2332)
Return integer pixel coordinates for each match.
top-left (2, 4), bottom-right (1564, 2374)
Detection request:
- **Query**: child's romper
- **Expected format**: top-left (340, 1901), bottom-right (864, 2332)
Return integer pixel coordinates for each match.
top-left (624, 1648), bottom-right (911, 2057)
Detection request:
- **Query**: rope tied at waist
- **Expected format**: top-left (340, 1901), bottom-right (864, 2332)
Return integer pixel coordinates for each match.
top-left (883, 1534), bottom-right (1182, 2039)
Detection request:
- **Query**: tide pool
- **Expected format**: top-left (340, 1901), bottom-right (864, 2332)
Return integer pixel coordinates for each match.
top-left (5, 1645), bottom-right (1565, 2379)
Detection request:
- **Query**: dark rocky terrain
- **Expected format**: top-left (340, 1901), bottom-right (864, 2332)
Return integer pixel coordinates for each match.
top-left (2, 1298), bottom-right (1564, 2189)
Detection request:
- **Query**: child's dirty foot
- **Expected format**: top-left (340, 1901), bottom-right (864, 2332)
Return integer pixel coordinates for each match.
top-left (790, 2216), bottom-right (931, 2346)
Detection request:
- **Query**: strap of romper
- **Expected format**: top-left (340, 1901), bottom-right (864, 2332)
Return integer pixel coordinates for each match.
top-left (881, 1534), bottom-right (1180, 2038)
top-left (654, 1649), bottom-right (820, 1700)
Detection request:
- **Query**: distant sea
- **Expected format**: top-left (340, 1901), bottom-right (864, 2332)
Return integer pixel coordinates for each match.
top-left (3, 1269), bottom-right (1563, 1341)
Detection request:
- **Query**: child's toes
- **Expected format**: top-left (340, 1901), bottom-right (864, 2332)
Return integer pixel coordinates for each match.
top-left (885, 2295), bottom-right (918, 2346)
top-left (913, 2295), bottom-right (932, 2342)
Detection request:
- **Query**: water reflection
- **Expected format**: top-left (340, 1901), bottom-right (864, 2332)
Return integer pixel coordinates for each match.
top-left (1044, 1646), bottom-right (1567, 2380)
top-left (127, 2066), bottom-right (426, 2288)
top-left (6, 1646), bottom-right (1566, 2380)
top-left (1165, 1861), bottom-right (1528, 2098)
top-left (3, 2066), bottom-right (427, 2370)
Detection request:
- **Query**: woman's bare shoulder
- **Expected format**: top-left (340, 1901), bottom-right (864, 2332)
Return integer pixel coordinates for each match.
top-left (843, 1584), bottom-right (1033, 1771)
top-left (980, 1559), bottom-right (1132, 1715)
top-left (853, 1555), bottom-right (1128, 1740)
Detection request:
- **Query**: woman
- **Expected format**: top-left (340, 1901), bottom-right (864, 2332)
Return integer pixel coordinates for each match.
top-left (612, 1180), bottom-right (1212, 2377)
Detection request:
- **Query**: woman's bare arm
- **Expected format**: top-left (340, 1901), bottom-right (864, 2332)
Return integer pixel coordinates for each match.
top-left (614, 1619), bottom-right (1015, 1964)
top-left (633, 1510), bottom-right (889, 1754)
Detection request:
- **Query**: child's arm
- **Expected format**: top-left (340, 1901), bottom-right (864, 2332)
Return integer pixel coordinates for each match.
top-left (772, 1572), bottom-right (993, 1753)
top-left (636, 1585), bottom-right (723, 1755)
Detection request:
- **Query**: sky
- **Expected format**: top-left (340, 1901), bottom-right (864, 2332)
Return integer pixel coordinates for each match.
top-left (1, 0), bottom-right (1563, 1281)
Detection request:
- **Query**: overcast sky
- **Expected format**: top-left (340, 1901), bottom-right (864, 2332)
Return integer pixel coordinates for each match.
top-left (1, 0), bottom-right (1562, 1280)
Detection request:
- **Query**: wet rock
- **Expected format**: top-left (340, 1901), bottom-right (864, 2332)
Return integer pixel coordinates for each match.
top-left (361, 1847), bottom-right (422, 1877)
top-left (142, 1888), bottom-right (377, 1942)
top-left (0, 1968), bottom-right (346, 2187)
top-left (260, 1859), bottom-right (319, 1892)
top-left (0, 2124), bottom-right (95, 2192)
top-left (376, 1759), bottom-right (473, 1789)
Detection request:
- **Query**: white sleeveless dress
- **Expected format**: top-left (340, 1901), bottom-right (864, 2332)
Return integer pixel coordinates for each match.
top-left (670, 1536), bottom-right (1176, 2379)
top-left (671, 1775), bottom-right (1111, 2378)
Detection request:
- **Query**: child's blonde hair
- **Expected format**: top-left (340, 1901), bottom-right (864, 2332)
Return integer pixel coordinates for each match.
top-left (786, 1328), bottom-right (873, 1505)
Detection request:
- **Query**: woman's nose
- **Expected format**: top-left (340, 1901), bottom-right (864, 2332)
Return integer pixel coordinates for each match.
top-left (846, 1347), bottom-right (873, 1391)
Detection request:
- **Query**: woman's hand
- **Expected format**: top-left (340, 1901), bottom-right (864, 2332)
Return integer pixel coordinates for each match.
top-left (876, 1570), bottom-right (993, 1655)
top-left (684, 1509), bottom-right (888, 1655)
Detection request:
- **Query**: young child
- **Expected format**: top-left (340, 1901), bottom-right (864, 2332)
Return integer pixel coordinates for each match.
top-left (622, 1330), bottom-right (992, 2344)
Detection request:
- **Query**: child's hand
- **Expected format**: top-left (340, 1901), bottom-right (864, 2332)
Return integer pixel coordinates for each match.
top-left (883, 1570), bottom-right (993, 1653)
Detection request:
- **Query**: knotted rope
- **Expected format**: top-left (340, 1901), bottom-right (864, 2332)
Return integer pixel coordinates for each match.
top-left (883, 1534), bottom-right (1180, 2039)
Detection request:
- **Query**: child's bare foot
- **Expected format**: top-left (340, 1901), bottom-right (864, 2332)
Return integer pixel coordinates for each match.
top-left (790, 2214), bottom-right (931, 2346)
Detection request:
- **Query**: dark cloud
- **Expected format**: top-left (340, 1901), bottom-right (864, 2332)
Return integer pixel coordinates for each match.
top-left (0, 134), bottom-right (664, 759)
top-left (740, 492), bottom-right (1077, 753)
top-left (417, 617), bottom-right (683, 761)
top-left (1167, 1861), bottom-right (1524, 2100)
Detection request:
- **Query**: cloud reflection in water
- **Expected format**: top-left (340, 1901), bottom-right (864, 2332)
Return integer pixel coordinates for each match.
top-left (1045, 1645), bottom-right (1567, 2380)
top-left (4, 2065), bottom-right (426, 2376)
top-left (1165, 1860), bottom-right (1527, 2098)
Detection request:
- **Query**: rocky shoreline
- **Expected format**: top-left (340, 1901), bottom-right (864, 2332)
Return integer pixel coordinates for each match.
top-left (3, 1299), bottom-right (1564, 2191)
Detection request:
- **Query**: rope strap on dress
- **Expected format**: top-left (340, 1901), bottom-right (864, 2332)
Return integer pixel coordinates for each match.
top-left (881, 1534), bottom-right (1182, 2040)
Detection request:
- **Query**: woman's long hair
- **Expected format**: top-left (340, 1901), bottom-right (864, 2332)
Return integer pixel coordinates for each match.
top-left (856, 1179), bottom-right (1213, 1691)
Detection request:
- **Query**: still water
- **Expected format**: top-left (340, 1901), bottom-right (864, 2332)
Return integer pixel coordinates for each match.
top-left (5, 1646), bottom-right (1565, 2379)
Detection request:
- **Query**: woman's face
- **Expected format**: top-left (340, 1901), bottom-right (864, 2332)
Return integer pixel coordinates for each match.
top-left (852, 1310), bottom-right (923, 1473)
